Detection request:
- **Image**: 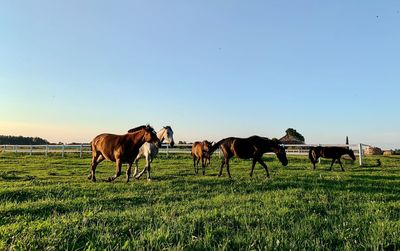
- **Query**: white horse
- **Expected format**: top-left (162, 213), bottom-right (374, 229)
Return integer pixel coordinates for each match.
top-left (129, 126), bottom-right (175, 181)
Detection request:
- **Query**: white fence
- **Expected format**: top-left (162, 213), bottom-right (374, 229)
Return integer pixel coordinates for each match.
top-left (0, 143), bottom-right (369, 165)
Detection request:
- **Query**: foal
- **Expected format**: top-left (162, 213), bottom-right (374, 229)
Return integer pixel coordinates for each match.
top-left (191, 140), bottom-right (213, 175)
top-left (309, 146), bottom-right (356, 171)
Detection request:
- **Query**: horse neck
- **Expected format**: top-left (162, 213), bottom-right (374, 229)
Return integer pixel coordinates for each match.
top-left (128, 130), bottom-right (146, 144)
top-left (345, 148), bottom-right (354, 156)
top-left (157, 128), bottom-right (166, 143)
top-left (260, 138), bottom-right (277, 153)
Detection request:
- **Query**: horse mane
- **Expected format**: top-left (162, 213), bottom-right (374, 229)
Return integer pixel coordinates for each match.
top-left (127, 125), bottom-right (154, 133)
top-left (163, 126), bottom-right (173, 132)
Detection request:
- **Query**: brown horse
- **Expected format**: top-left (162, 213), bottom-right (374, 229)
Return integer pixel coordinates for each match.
top-left (308, 146), bottom-right (356, 171)
top-left (191, 140), bottom-right (213, 175)
top-left (88, 125), bottom-right (160, 182)
top-left (208, 136), bottom-right (288, 178)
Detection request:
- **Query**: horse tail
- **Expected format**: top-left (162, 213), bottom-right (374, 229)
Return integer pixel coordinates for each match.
top-left (208, 139), bottom-right (224, 155)
top-left (309, 147), bottom-right (317, 163)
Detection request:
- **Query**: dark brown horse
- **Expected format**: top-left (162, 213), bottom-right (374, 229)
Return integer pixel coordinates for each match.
top-left (308, 146), bottom-right (356, 171)
top-left (88, 125), bottom-right (160, 182)
top-left (191, 140), bottom-right (213, 175)
top-left (208, 136), bottom-right (288, 178)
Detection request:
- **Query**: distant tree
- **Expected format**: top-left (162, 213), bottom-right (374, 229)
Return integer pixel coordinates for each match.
top-left (285, 128), bottom-right (305, 142)
top-left (0, 135), bottom-right (50, 145)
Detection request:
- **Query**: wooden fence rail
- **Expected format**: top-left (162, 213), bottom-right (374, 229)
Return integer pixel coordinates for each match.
top-left (0, 143), bottom-right (368, 165)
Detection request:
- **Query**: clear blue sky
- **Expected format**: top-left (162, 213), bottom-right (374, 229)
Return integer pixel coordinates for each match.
top-left (0, 1), bottom-right (399, 149)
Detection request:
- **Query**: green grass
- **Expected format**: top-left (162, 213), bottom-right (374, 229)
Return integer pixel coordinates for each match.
top-left (0, 152), bottom-right (400, 250)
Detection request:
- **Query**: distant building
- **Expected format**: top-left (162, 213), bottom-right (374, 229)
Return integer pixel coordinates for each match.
top-left (279, 128), bottom-right (305, 144)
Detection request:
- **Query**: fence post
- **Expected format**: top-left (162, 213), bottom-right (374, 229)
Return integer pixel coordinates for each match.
top-left (14, 145), bottom-right (17, 153)
top-left (30, 145), bottom-right (33, 156)
top-left (80, 144), bottom-right (83, 158)
top-left (45, 145), bottom-right (48, 157)
top-left (166, 145), bottom-right (169, 158)
top-left (359, 144), bottom-right (363, 166)
top-left (62, 144), bottom-right (65, 158)
top-left (318, 144), bottom-right (321, 164)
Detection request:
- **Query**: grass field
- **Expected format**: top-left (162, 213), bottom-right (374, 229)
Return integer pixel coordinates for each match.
top-left (0, 152), bottom-right (400, 250)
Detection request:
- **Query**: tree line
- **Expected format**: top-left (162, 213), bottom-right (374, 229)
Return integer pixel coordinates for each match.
top-left (0, 135), bottom-right (50, 145)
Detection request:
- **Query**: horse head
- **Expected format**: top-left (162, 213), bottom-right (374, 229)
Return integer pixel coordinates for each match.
top-left (160, 126), bottom-right (175, 147)
top-left (348, 149), bottom-right (356, 161)
top-left (273, 143), bottom-right (288, 166)
top-left (202, 140), bottom-right (213, 152)
top-left (142, 125), bottom-right (161, 146)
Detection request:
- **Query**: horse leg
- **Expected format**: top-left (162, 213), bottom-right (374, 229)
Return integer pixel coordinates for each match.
top-left (196, 158), bottom-right (201, 174)
top-left (108, 159), bottom-right (122, 182)
top-left (201, 156), bottom-right (206, 175)
top-left (126, 162), bottom-right (133, 182)
top-left (258, 158), bottom-right (270, 178)
top-left (226, 159), bottom-right (232, 178)
top-left (146, 162), bottom-right (151, 181)
top-left (218, 159), bottom-right (226, 177)
top-left (88, 153), bottom-right (98, 181)
top-left (89, 154), bottom-right (104, 182)
top-left (135, 155), bottom-right (151, 180)
top-left (145, 154), bottom-right (152, 181)
top-left (338, 159), bottom-right (345, 171)
top-left (310, 156), bottom-right (317, 170)
top-left (135, 167), bottom-right (146, 179)
top-left (329, 158), bottom-right (336, 171)
top-left (193, 156), bottom-right (197, 174)
top-left (250, 158), bottom-right (257, 177)
top-left (133, 158), bottom-right (139, 178)
top-left (312, 159), bottom-right (317, 170)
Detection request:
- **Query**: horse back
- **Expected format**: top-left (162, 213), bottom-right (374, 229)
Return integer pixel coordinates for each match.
top-left (320, 147), bottom-right (348, 159)
top-left (191, 142), bottom-right (203, 158)
top-left (231, 138), bottom-right (256, 159)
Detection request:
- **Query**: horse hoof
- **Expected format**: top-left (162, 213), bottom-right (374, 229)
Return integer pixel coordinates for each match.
top-left (87, 174), bottom-right (92, 180)
top-left (147, 178), bottom-right (152, 182)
